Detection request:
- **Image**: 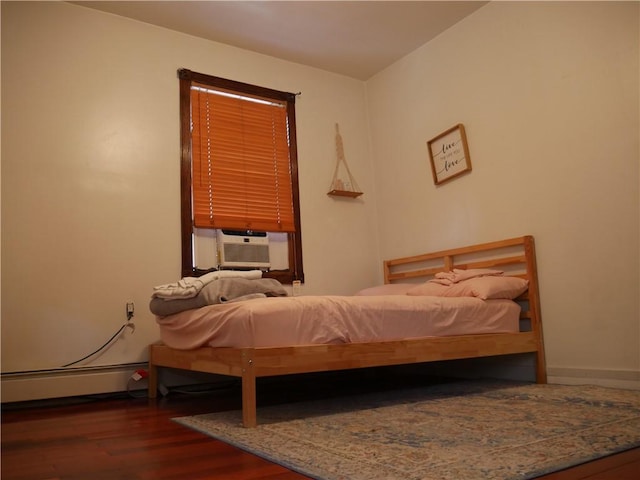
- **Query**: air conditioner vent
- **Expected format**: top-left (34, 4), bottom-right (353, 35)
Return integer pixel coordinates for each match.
top-left (217, 230), bottom-right (271, 269)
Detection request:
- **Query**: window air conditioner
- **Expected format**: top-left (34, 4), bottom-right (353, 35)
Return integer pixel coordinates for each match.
top-left (216, 230), bottom-right (271, 269)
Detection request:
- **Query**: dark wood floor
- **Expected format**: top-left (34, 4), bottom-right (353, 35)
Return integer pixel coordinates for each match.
top-left (2, 371), bottom-right (639, 480)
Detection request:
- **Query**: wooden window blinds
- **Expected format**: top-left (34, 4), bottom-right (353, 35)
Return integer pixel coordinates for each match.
top-left (190, 83), bottom-right (296, 232)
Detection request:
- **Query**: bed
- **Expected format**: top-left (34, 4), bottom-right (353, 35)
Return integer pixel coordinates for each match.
top-left (148, 235), bottom-right (546, 427)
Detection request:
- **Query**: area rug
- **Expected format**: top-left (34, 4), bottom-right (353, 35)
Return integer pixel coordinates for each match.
top-left (174, 381), bottom-right (640, 480)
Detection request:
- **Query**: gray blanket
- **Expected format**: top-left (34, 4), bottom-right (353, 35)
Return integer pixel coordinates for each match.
top-left (149, 277), bottom-right (288, 316)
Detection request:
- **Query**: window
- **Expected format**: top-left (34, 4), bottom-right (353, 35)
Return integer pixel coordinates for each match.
top-left (178, 69), bottom-right (303, 284)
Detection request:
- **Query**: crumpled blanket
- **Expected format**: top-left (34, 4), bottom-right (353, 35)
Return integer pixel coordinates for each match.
top-left (152, 270), bottom-right (263, 299)
top-left (431, 268), bottom-right (503, 286)
top-left (149, 277), bottom-right (288, 316)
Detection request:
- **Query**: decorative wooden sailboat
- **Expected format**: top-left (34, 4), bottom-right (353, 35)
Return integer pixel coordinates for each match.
top-left (327, 123), bottom-right (363, 198)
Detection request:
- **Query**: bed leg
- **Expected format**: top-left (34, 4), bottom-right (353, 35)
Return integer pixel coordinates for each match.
top-left (148, 362), bottom-right (158, 399)
top-left (241, 355), bottom-right (257, 428)
top-left (535, 350), bottom-right (548, 384)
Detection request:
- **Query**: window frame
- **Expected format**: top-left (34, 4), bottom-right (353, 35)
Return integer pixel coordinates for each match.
top-left (178, 68), bottom-right (304, 284)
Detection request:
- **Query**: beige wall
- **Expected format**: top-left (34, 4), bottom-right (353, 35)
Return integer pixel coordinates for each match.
top-left (367, 1), bottom-right (639, 385)
top-left (1, 1), bottom-right (380, 378)
top-left (1, 1), bottom-right (639, 399)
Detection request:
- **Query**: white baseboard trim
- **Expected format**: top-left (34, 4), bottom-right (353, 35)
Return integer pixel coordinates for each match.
top-left (547, 367), bottom-right (640, 390)
top-left (397, 359), bottom-right (640, 390)
top-left (5, 362), bottom-right (637, 403)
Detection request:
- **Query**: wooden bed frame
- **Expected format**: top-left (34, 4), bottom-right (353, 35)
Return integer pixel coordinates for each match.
top-left (148, 235), bottom-right (546, 427)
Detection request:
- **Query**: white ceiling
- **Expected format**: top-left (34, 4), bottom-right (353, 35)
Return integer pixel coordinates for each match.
top-left (72, 1), bottom-right (488, 80)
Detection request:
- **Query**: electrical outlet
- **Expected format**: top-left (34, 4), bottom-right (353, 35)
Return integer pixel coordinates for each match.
top-left (126, 302), bottom-right (135, 321)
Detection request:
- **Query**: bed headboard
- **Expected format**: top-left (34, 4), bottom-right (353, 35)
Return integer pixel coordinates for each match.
top-left (384, 235), bottom-right (539, 287)
top-left (384, 235), bottom-right (545, 381)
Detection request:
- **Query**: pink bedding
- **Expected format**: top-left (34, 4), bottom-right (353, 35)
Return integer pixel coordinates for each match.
top-left (155, 295), bottom-right (521, 350)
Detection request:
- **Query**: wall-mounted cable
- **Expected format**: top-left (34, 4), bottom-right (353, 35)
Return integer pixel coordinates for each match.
top-left (61, 321), bottom-right (135, 368)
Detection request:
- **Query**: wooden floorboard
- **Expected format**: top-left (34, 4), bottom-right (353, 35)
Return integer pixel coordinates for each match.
top-left (534, 447), bottom-right (640, 480)
top-left (2, 372), bottom-right (639, 480)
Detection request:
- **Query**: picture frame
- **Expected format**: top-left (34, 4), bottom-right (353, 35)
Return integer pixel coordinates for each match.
top-left (427, 124), bottom-right (472, 185)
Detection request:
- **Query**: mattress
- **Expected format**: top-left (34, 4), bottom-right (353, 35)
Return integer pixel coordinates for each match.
top-left (155, 295), bottom-right (521, 350)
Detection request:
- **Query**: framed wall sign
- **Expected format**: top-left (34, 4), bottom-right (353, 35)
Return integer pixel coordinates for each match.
top-left (427, 123), bottom-right (472, 185)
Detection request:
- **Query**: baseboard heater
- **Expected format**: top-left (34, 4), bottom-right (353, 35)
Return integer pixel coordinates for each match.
top-left (1, 363), bottom-right (147, 403)
top-left (1, 363), bottom-right (232, 403)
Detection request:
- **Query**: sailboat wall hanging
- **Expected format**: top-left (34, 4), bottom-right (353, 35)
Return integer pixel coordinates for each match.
top-left (327, 123), bottom-right (363, 198)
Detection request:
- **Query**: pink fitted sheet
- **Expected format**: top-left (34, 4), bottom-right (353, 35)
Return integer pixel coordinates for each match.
top-left (155, 295), bottom-right (521, 350)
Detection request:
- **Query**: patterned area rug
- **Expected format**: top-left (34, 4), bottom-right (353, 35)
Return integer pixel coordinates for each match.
top-left (174, 381), bottom-right (640, 480)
